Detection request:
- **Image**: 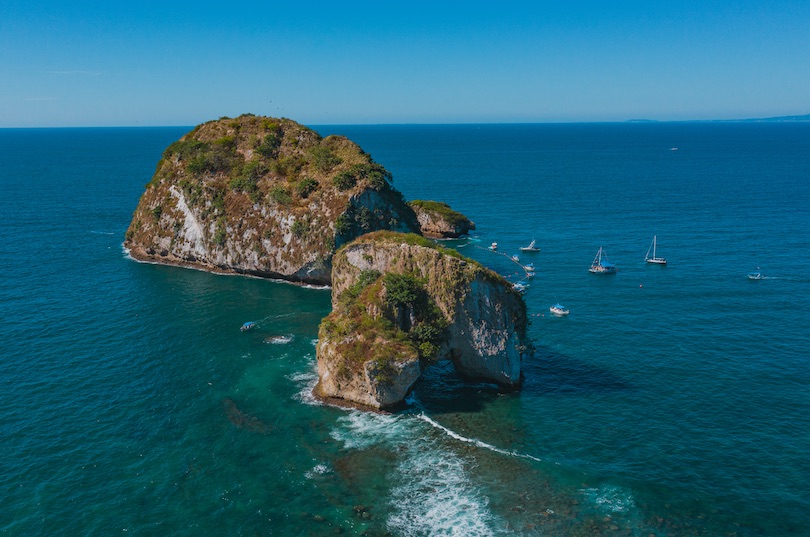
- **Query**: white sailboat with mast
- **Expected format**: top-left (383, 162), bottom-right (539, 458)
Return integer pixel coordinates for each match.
top-left (645, 235), bottom-right (667, 265)
top-left (589, 247), bottom-right (617, 274)
top-left (520, 239), bottom-right (540, 252)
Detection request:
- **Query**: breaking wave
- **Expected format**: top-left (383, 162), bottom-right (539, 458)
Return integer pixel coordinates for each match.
top-left (330, 411), bottom-right (506, 536)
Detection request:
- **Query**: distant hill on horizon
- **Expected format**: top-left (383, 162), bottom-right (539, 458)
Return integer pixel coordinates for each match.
top-left (627, 113), bottom-right (810, 123)
top-left (721, 113), bottom-right (810, 122)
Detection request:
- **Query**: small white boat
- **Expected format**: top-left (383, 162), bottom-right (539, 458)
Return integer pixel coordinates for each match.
top-left (525, 272), bottom-right (535, 278)
top-left (520, 239), bottom-right (541, 252)
top-left (645, 235), bottom-right (667, 265)
top-left (523, 263), bottom-right (535, 271)
top-left (489, 242), bottom-right (498, 251)
top-left (241, 322), bottom-right (256, 332)
top-left (512, 254), bottom-right (520, 262)
top-left (549, 303), bottom-right (569, 316)
top-left (589, 247), bottom-right (617, 274)
top-left (748, 271), bottom-right (764, 280)
top-left (512, 282), bottom-right (528, 294)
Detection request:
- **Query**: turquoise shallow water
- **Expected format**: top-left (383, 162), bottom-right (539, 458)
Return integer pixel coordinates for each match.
top-left (1, 124), bottom-right (808, 536)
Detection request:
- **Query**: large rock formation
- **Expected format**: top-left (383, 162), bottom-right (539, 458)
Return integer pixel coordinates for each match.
top-left (125, 115), bottom-right (419, 285)
top-left (315, 231), bottom-right (529, 410)
top-left (408, 200), bottom-right (476, 238)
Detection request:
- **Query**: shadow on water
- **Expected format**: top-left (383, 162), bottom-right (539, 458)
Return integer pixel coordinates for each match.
top-left (408, 343), bottom-right (634, 415)
top-left (523, 344), bottom-right (634, 396)
top-left (409, 360), bottom-right (515, 414)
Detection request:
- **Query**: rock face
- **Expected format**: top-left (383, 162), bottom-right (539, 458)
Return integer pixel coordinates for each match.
top-left (124, 115), bottom-right (419, 285)
top-left (315, 232), bottom-right (529, 410)
top-left (408, 200), bottom-right (475, 239)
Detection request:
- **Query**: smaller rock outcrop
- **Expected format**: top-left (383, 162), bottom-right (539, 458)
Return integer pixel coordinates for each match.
top-left (315, 232), bottom-right (529, 410)
top-left (408, 200), bottom-right (476, 239)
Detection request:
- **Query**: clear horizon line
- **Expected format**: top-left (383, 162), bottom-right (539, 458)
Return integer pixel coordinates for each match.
top-left (1, 113), bottom-right (808, 130)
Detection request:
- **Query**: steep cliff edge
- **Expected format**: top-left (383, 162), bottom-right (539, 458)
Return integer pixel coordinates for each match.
top-left (408, 200), bottom-right (475, 238)
top-left (124, 115), bottom-right (419, 285)
top-left (315, 231), bottom-right (529, 410)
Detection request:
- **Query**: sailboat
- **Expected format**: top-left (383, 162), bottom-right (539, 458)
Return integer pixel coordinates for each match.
top-left (589, 247), bottom-right (617, 274)
top-left (645, 235), bottom-right (667, 265)
top-left (520, 239), bottom-right (541, 252)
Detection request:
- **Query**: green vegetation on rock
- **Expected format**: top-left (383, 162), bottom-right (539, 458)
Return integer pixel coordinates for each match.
top-left (408, 200), bottom-right (476, 238)
top-left (409, 200), bottom-right (468, 226)
top-left (296, 177), bottom-right (319, 198)
top-left (322, 265), bottom-right (448, 385)
top-left (124, 114), bottom-right (421, 285)
top-left (317, 231), bottom-right (530, 409)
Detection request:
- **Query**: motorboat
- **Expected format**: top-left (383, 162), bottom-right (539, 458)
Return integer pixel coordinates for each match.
top-left (549, 304), bottom-right (570, 316)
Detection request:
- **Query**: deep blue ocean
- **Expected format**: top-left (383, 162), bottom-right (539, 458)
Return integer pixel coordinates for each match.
top-left (1, 123), bottom-right (808, 536)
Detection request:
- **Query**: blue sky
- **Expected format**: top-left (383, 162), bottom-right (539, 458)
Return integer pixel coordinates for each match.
top-left (1, 1), bottom-right (808, 126)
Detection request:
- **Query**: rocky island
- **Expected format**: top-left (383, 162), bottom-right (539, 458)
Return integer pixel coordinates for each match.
top-left (125, 114), bottom-right (419, 285)
top-left (409, 200), bottom-right (476, 239)
top-left (126, 115), bottom-right (529, 410)
top-left (315, 231), bottom-right (529, 410)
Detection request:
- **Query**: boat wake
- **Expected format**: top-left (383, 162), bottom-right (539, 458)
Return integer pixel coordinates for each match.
top-left (417, 414), bottom-right (542, 463)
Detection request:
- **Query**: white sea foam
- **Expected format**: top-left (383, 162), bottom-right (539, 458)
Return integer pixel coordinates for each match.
top-left (418, 414), bottom-right (542, 463)
top-left (288, 371), bottom-right (314, 382)
top-left (387, 447), bottom-right (498, 537)
top-left (581, 485), bottom-right (635, 513)
top-left (288, 364), bottom-right (321, 406)
top-left (330, 411), bottom-right (408, 450)
top-left (301, 283), bottom-right (331, 290)
top-left (330, 412), bottom-right (503, 536)
top-left (304, 463), bottom-right (331, 479)
top-left (312, 463), bottom-right (329, 474)
top-left (265, 334), bottom-right (294, 344)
